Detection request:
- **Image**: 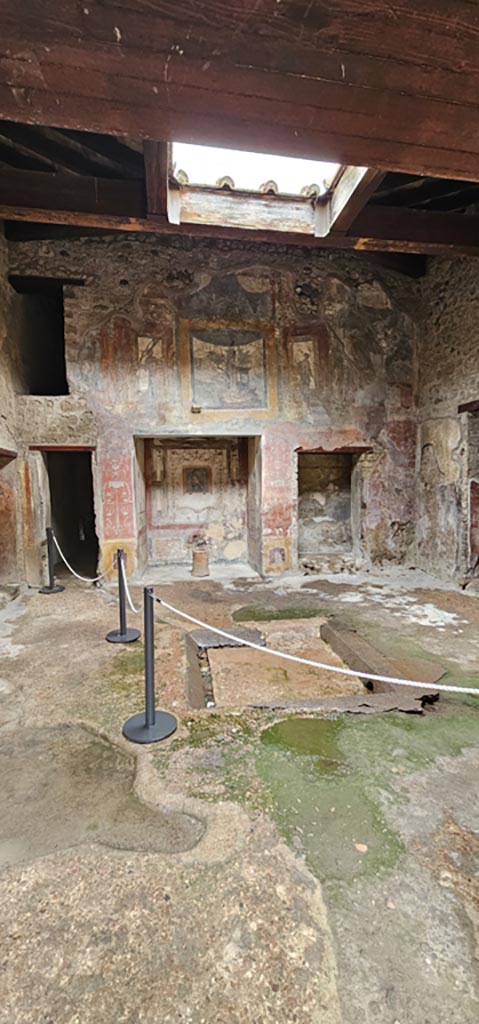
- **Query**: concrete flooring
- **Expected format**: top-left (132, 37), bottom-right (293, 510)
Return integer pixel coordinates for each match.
top-left (0, 565), bottom-right (478, 1023)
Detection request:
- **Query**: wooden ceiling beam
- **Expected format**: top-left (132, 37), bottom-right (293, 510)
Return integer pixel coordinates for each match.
top-left (328, 169), bottom-right (386, 232)
top-left (60, 129), bottom-right (145, 178)
top-left (0, 133), bottom-right (54, 172)
top-left (1, 171), bottom-right (479, 256)
top-left (2, 3), bottom-right (479, 180)
top-left (178, 187), bottom-right (315, 235)
top-left (143, 140), bottom-right (169, 218)
top-left (315, 168), bottom-right (385, 237)
top-left (349, 206), bottom-right (479, 250)
top-left (0, 168), bottom-right (145, 216)
top-left (0, 122), bottom-right (130, 177)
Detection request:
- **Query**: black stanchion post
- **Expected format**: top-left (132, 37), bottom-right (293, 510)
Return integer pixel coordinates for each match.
top-left (40, 527), bottom-right (65, 595)
top-left (105, 548), bottom-right (141, 644)
top-left (122, 586), bottom-right (177, 744)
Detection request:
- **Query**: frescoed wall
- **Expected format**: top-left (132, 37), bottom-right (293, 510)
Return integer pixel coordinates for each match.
top-left (7, 233), bottom-right (420, 576)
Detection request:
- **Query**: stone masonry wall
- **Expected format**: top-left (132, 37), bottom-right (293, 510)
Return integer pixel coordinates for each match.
top-left (0, 225), bottom-right (20, 582)
top-left (8, 234), bottom-right (419, 575)
top-left (417, 257), bottom-right (479, 579)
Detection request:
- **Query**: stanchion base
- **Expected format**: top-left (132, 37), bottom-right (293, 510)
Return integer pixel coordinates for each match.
top-left (39, 584), bottom-right (65, 594)
top-left (122, 710), bottom-right (177, 744)
top-left (106, 627), bottom-right (141, 644)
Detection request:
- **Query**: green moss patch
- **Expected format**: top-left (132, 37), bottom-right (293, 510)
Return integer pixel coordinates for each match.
top-left (233, 605), bottom-right (323, 622)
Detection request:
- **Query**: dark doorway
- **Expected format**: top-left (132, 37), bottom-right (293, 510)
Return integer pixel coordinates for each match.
top-left (46, 451), bottom-right (98, 576)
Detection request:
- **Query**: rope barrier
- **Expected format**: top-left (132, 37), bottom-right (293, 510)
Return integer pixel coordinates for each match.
top-left (122, 586), bottom-right (177, 744)
top-left (43, 523), bottom-right (479, 699)
top-left (155, 595), bottom-right (479, 697)
top-left (119, 555), bottom-right (141, 615)
top-left (52, 533), bottom-right (112, 584)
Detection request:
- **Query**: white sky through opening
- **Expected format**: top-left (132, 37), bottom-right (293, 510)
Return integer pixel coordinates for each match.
top-left (172, 142), bottom-right (340, 195)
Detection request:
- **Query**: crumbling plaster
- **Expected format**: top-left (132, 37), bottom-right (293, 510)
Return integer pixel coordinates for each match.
top-left (418, 256), bottom-right (479, 579)
top-left (7, 234), bottom-right (420, 577)
top-left (0, 226), bottom-right (21, 581)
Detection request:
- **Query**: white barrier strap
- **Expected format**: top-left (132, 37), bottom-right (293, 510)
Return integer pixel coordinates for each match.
top-left (52, 534), bottom-right (111, 584)
top-left (120, 556), bottom-right (141, 615)
top-left (155, 596), bottom-right (479, 697)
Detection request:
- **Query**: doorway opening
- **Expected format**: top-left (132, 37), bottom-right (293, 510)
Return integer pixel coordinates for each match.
top-left (45, 451), bottom-right (98, 576)
top-left (297, 451), bottom-right (355, 561)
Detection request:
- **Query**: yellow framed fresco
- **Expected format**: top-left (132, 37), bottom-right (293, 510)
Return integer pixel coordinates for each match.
top-left (179, 318), bottom-right (278, 420)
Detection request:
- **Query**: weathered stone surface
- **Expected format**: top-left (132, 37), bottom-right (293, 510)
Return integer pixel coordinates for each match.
top-left (0, 831), bottom-right (342, 1024)
top-left (189, 625), bottom-right (265, 649)
top-left (417, 257), bottom-right (479, 579)
top-left (1, 566), bottom-right (479, 1023)
top-left (6, 235), bottom-right (420, 578)
top-left (16, 394), bottom-right (96, 447)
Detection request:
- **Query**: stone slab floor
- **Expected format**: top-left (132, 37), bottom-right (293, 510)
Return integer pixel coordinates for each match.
top-left (0, 565), bottom-right (478, 1024)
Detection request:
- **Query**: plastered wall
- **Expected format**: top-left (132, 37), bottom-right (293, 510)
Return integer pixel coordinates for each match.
top-left (146, 438), bottom-right (248, 566)
top-left (418, 257), bottom-right (479, 579)
top-left (7, 233), bottom-right (420, 576)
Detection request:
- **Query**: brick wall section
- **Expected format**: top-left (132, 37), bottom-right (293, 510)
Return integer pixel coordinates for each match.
top-left (8, 234), bottom-right (420, 574)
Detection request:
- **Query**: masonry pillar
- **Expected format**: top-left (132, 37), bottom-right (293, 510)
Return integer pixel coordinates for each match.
top-left (20, 449), bottom-right (50, 586)
top-left (96, 425), bottom-right (138, 575)
top-left (260, 424), bottom-right (296, 574)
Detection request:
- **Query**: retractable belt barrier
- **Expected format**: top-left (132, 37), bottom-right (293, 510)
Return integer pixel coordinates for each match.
top-left (122, 587), bottom-right (177, 744)
top-left (41, 528), bottom-right (140, 646)
top-left (38, 527), bottom-right (479, 748)
top-left (39, 527), bottom-right (65, 595)
top-left (41, 526), bottom-right (111, 592)
top-left (105, 549), bottom-right (141, 645)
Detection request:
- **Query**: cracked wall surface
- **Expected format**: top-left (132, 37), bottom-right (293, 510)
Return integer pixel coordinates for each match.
top-left (418, 257), bottom-right (479, 578)
top-left (6, 234), bottom-right (420, 577)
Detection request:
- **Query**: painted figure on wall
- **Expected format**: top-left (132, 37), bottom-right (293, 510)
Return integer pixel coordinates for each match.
top-left (291, 338), bottom-right (316, 395)
top-left (285, 332), bottom-right (324, 420)
top-left (190, 327), bottom-right (267, 409)
top-left (99, 316), bottom-right (138, 403)
top-left (183, 467), bottom-right (211, 494)
top-left (295, 346), bottom-right (315, 392)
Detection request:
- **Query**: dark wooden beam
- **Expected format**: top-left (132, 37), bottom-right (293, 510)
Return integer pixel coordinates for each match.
top-left (60, 129), bottom-right (145, 178)
top-left (0, 122), bottom-right (134, 177)
top-left (458, 400), bottom-right (479, 415)
top-left (2, 181), bottom-right (479, 256)
top-left (349, 206), bottom-right (479, 250)
top-left (372, 174), bottom-right (479, 211)
top-left (143, 141), bottom-right (168, 217)
top-left (29, 445), bottom-right (95, 452)
top-left (2, 3), bottom-right (479, 180)
top-left (0, 130), bottom-right (55, 172)
top-left (0, 168), bottom-right (145, 216)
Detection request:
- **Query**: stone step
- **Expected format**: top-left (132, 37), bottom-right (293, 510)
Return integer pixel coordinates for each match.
top-left (319, 618), bottom-right (444, 701)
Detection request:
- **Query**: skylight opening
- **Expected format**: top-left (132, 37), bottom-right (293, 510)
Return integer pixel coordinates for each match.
top-left (172, 142), bottom-right (340, 198)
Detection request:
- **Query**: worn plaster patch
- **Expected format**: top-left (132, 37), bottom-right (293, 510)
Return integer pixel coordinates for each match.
top-left (419, 418), bottom-right (462, 483)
